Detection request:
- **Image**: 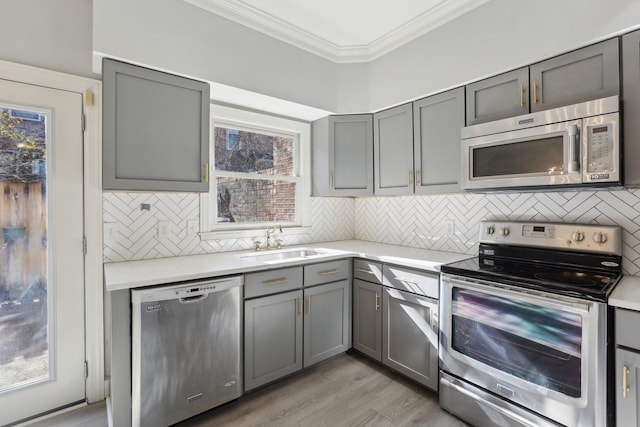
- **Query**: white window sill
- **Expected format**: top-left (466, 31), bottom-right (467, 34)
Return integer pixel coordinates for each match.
top-left (199, 226), bottom-right (312, 241)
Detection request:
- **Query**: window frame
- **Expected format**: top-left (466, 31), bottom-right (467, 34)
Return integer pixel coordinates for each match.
top-left (199, 104), bottom-right (311, 240)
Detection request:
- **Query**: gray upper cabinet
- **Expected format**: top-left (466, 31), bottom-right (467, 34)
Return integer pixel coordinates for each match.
top-left (413, 88), bottom-right (465, 194)
top-left (374, 103), bottom-right (414, 195)
top-left (311, 114), bottom-right (373, 196)
top-left (102, 58), bottom-right (210, 192)
top-left (465, 67), bottom-right (529, 126)
top-left (623, 30), bottom-right (640, 185)
top-left (530, 38), bottom-right (619, 112)
top-left (465, 38), bottom-right (620, 125)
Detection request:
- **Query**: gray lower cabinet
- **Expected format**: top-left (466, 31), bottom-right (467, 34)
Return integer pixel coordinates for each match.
top-left (615, 347), bottom-right (640, 427)
top-left (382, 287), bottom-right (438, 390)
top-left (304, 280), bottom-right (351, 367)
top-left (311, 114), bottom-right (373, 196)
top-left (102, 58), bottom-right (210, 192)
top-left (465, 67), bottom-right (529, 126)
top-left (465, 38), bottom-right (619, 125)
top-left (413, 87), bottom-right (465, 194)
top-left (623, 29), bottom-right (640, 185)
top-left (374, 103), bottom-right (414, 195)
top-left (353, 278), bottom-right (383, 361)
top-left (244, 289), bottom-right (303, 391)
top-left (615, 308), bottom-right (640, 426)
top-left (245, 261), bottom-right (351, 391)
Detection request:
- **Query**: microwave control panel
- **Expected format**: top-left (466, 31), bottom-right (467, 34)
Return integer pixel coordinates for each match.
top-left (586, 121), bottom-right (615, 175)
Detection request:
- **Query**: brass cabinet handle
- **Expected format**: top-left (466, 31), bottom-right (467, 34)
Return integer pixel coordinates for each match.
top-left (408, 170), bottom-right (412, 186)
top-left (329, 173), bottom-right (334, 189)
top-left (520, 84), bottom-right (526, 107)
top-left (394, 276), bottom-right (419, 285)
top-left (623, 365), bottom-right (630, 399)
top-left (414, 170), bottom-right (420, 187)
top-left (264, 278), bottom-right (288, 286)
top-left (356, 268), bottom-right (375, 275)
top-left (298, 298), bottom-right (303, 316)
top-left (306, 296), bottom-right (311, 315)
top-left (533, 80), bottom-right (539, 104)
top-left (319, 269), bottom-right (339, 276)
top-left (203, 163), bottom-right (209, 183)
top-left (375, 292), bottom-right (380, 311)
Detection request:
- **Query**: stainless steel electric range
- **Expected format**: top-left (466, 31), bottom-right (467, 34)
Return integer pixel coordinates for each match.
top-left (439, 221), bottom-right (622, 427)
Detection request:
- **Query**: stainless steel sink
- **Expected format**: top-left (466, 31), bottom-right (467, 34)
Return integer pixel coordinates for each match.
top-left (240, 249), bottom-right (323, 263)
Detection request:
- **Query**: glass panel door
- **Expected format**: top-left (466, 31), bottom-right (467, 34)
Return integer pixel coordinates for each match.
top-left (0, 78), bottom-right (85, 425)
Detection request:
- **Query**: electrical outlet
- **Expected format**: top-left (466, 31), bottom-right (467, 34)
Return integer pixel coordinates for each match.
top-left (104, 222), bottom-right (118, 245)
top-left (445, 219), bottom-right (455, 236)
top-left (158, 221), bottom-right (171, 239)
top-left (187, 219), bottom-right (199, 236)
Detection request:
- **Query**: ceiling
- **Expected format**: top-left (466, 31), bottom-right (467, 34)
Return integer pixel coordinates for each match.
top-left (183, 0), bottom-right (490, 63)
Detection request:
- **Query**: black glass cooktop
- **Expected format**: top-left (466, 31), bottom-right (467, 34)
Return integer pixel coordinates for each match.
top-left (441, 244), bottom-right (622, 302)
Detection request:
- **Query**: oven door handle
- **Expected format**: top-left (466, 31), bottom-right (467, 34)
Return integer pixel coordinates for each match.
top-left (443, 275), bottom-right (593, 314)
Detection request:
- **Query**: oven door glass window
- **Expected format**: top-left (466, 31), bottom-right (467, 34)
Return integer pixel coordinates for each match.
top-left (472, 136), bottom-right (564, 178)
top-left (451, 287), bottom-right (582, 397)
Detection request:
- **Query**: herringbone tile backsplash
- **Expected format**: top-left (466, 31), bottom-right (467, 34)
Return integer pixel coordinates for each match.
top-left (104, 189), bottom-right (640, 275)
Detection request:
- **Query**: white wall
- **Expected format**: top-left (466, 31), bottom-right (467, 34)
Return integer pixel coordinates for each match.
top-left (367, 0), bottom-right (640, 110)
top-left (0, 0), bottom-right (94, 78)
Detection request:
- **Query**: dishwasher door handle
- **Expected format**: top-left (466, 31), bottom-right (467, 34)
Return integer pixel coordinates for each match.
top-left (179, 293), bottom-right (209, 304)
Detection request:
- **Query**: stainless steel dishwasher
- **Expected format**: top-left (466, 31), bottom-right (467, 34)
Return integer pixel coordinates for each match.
top-left (131, 275), bottom-right (243, 427)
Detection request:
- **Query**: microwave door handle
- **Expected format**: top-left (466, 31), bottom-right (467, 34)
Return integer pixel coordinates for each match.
top-left (568, 125), bottom-right (580, 173)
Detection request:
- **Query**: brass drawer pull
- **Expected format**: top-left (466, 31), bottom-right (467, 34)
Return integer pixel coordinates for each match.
top-left (319, 269), bottom-right (339, 276)
top-left (298, 298), bottom-right (303, 316)
top-left (520, 84), bottom-right (526, 107)
top-left (375, 292), bottom-right (380, 311)
top-left (623, 365), bottom-right (630, 399)
top-left (415, 170), bottom-right (420, 187)
top-left (533, 80), bottom-right (539, 104)
top-left (394, 276), bottom-right (419, 285)
top-left (263, 278), bottom-right (288, 286)
top-left (306, 296), bottom-right (311, 315)
top-left (356, 268), bottom-right (375, 275)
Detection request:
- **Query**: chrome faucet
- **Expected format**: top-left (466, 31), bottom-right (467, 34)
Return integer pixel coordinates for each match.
top-left (265, 223), bottom-right (283, 250)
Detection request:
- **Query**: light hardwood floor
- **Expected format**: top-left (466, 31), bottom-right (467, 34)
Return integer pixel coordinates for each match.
top-left (28, 352), bottom-right (468, 427)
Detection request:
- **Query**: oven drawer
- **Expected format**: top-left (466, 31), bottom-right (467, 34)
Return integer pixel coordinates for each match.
top-left (382, 265), bottom-right (438, 298)
top-left (353, 259), bottom-right (383, 284)
top-left (616, 308), bottom-right (640, 349)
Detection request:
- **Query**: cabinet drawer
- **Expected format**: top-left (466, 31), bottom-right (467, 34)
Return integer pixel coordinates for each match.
top-left (245, 267), bottom-right (303, 299)
top-left (304, 259), bottom-right (350, 287)
top-left (616, 308), bottom-right (640, 349)
top-left (353, 259), bottom-right (383, 284)
top-left (382, 265), bottom-right (438, 299)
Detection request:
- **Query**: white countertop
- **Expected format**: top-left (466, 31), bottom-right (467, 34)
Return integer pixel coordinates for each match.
top-left (103, 240), bottom-right (471, 291)
top-left (609, 275), bottom-right (640, 311)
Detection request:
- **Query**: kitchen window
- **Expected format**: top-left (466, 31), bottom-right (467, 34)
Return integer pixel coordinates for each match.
top-left (199, 104), bottom-right (311, 239)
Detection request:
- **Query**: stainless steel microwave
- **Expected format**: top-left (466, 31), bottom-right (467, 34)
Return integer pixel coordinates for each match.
top-left (461, 96), bottom-right (620, 191)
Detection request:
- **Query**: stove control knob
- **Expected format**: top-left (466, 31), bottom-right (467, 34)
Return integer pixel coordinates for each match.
top-left (571, 231), bottom-right (585, 242)
top-left (593, 232), bottom-right (607, 244)
top-left (499, 227), bottom-right (510, 236)
top-left (485, 225), bottom-right (495, 235)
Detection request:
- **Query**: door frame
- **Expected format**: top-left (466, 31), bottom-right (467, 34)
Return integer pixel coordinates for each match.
top-left (0, 60), bottom-right (104, 403)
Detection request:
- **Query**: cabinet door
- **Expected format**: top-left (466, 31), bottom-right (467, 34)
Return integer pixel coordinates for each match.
top-left (530, 38), bottom-right (619, 113)
top-left (623, 30), bottom-right (640, 185)
top-left (374, 103), bottom-right (414, 195)
top-left (465, 67), bottom-right (529, 125)
top-left (353, 279), bottom-right (382, 361)
top-left (616, 347), bottom-right (640, 427)
top-left (303, 280), bottom-right (351, 367)
top-left (102, 58), bottom-right (210, 192)
top-left (382, 288), bottom-right (438, 391)
top-left (244, 290), bottom-right (303, 391)
top-left (311, 115), bottom-right (373, 196)
top-left (413, 88), bottom-right (465, 194)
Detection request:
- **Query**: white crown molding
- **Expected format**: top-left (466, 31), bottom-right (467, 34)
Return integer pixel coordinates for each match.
top-left (183, 0), bottom-right (490, 63)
